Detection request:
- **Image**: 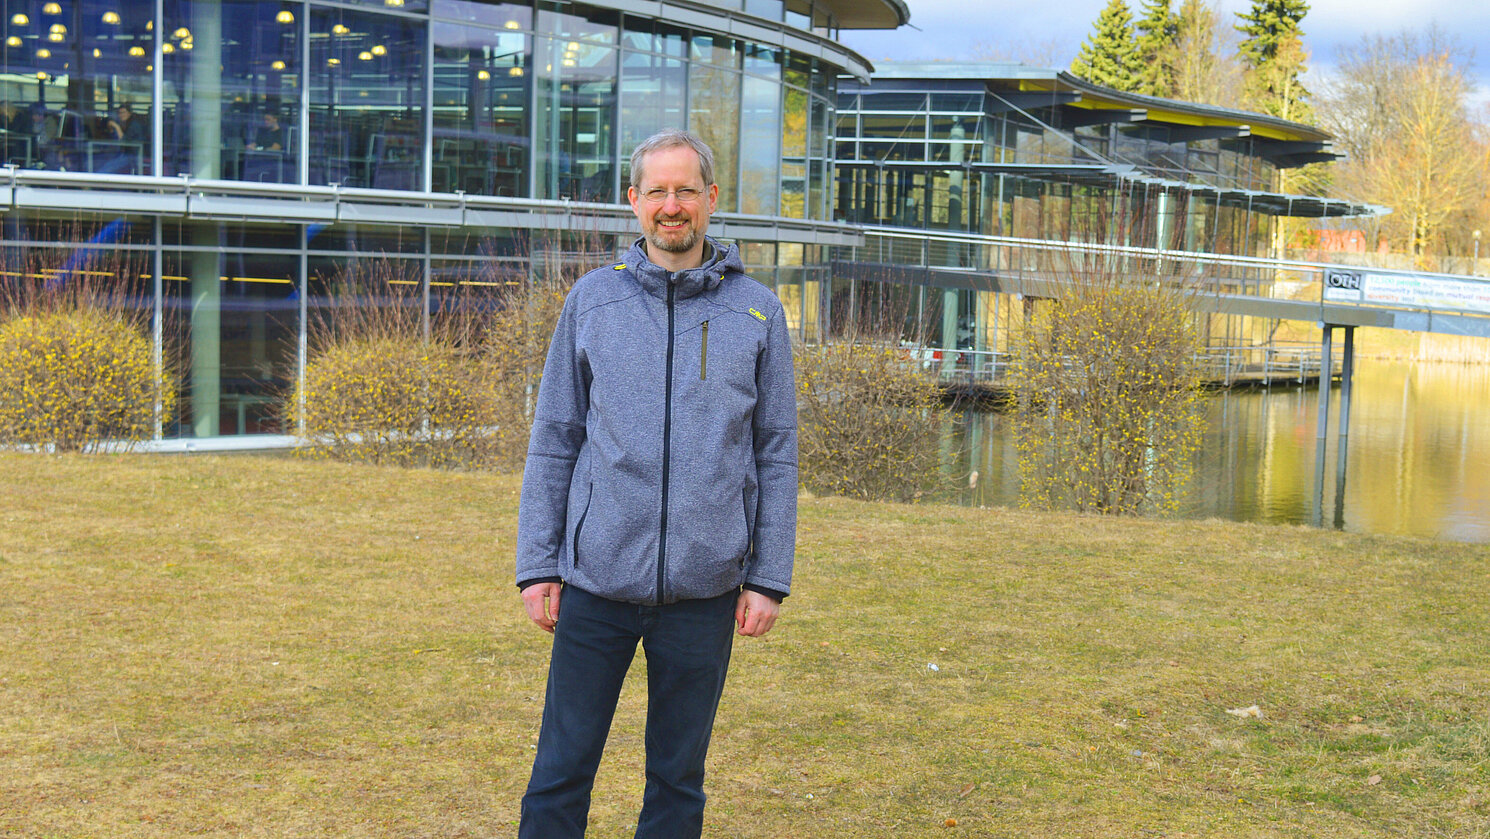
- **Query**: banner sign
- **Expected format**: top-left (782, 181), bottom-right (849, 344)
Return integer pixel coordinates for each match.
top-left (1323, 270), bottom-right (1490, 315)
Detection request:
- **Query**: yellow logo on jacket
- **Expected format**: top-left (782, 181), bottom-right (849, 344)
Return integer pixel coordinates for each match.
top-left (749, 308), bottom-right (767, 322)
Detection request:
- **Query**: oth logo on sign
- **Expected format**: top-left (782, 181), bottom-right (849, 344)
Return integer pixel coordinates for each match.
top-left (1325, 270), bottom-right (1363, 291)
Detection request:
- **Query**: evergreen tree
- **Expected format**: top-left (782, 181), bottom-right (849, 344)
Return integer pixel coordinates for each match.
top-left (1071, 0), bottom-right (1144, 93)
top-left (1235, 0), bottom-right (1313, 122)
top-left (1134, 0), bottom-right (1179, 97)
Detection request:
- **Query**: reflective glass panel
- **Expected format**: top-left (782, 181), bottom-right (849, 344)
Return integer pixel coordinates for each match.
top-left (780, 83), bottom-right (805, 218)
top-left (308, 8), bottom-right (425, 190)
top-left (619, 47), bottom-right (684, 185)
top-left (690, 59), bottom-right (738, 211)
top-left (431, 18), bottom-right (528, 197)
top-left (533, 26), bottom-right (615, 201)
top-left (739, 74), bottom-right (779, 215)
top-left (165, 231), bottom-right (299, 438)
top-left (163, 0), bottom-right (300, 183)
top-left (2, 0), bottom-right (154, 173)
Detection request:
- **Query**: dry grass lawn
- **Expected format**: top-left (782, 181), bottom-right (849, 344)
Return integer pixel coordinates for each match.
top-left (2, 454), bottom-right (1488, 837)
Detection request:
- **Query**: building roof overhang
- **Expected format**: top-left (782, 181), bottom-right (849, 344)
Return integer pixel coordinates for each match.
top-left (820, 0), bottom-right (910, 29)
top-left (833, 159), bottom-right (1389, 218)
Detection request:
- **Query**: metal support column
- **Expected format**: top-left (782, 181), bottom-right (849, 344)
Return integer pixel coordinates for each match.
top-left (1312, 324), bottom-right (1334, 527)
top-left (1333, 326), bottom-right (1356, 528)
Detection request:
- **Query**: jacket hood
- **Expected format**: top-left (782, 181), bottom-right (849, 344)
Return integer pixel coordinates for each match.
top-left (624, 236), bottom-right (744, 300)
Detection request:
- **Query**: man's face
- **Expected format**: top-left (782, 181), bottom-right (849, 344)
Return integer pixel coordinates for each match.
top-left (627, 145), bottom-right (718, 259)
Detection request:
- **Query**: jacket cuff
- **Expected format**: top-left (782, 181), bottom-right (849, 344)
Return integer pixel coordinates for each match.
top-left (517, 576), bottom-right (563, 592)
top-left (743, 583), bottom-right (787, 602)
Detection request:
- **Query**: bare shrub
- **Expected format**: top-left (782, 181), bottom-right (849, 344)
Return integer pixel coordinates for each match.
top-left (0, 242), bottom-right (172, 452)
top-left (294, 229), bottom-right (601, 469)
top-left (1010, 246), bottom-right (1208, 515)
top-left (294, 261), bottom-right (500, 467)
top-left (795, 339), bottom-right (959, 503)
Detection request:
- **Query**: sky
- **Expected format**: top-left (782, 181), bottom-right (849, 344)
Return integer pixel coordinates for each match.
top-left (839, 0), bottom-right (1490, 107)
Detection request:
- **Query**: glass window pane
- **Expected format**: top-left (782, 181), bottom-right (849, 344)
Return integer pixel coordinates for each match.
top-left (3, 0), bottom-right (155, 173)
top-left (743, 42), bottom-right (779, 81)
top-left (165, 233), bottom-right (300, 438)
top-left (739, 75), bottom-right (778, 215)
top-left (780, 84), bottom-right (806, 218)
top-left (744, 0), bottom-right (783, 22)
top-left (308, 8), bottom-right (426, 190)
top-left (809, 95), bottom-right (829, 219)
top-left (620, 48), bottom-right (685, 184)
top-left (533, 30), bottom-right (616, 201)
top-left (431, 19), bottom-right (529, 197)
top-left (433, 0), bottom-right (531, 29)
top-left (163, 0), bottom-right (301, 183)
top-left (688, 61), bottom-right (738, 213)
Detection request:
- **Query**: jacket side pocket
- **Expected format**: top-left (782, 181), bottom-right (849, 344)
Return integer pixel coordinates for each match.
top-left (571, 482), bottom-right (594, 570)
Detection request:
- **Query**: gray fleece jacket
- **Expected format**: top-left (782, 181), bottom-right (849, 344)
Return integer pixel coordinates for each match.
top-left (515, 236), bottom-right (798, 606)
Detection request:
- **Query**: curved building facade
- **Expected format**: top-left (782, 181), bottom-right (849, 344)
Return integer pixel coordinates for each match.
top-left (0, 0), bottom-right (903, 440)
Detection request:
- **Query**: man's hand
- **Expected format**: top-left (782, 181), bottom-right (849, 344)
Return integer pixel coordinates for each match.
top-left (734, 590), bottom-right (779, 637)
top-left (522, 582), bottom-right (562, 632)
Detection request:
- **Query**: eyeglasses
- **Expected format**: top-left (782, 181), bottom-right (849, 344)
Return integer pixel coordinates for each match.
top-left (639, 187), bottom-right (704, 204)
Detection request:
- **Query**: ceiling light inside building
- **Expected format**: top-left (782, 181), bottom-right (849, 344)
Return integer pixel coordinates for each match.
top-left (504, 20), bottom-right (519, 29)
top-left (276, 10), bottom-right (293, 23)
top-left (509, 66), bottom-right (522, 77)
top-left (36, 48), bottom-right (50, 58)
top-left (173, 27), bottom-right (190, 39)
top-left (101, 11), bottom-right (120, 24)
top-left (36, 71), bottom-right (47, 79)
top-left (49, 23), bottom-right (66, 34)
top-left (181, 37), bottom-right (192, 49)
top-left (47, 32), bottom-right (63, 41)
top-left (384, 0), bottom-right (404, 6)
top-left (129, 45), bottom-right (144, 55)
top-left (42, 3), bottom-right (61, 14)
top-left (327, 57), bottom-right (340, 65)
top-left (332, 23), bottom-right (349, 35)
top-left (5, 36), bottom-right (20, 47)
top-left (92, 47), bottom-right (100, 56)
top-left (477, 69), bottom-right (490, 80)
top-left (271, 59), bottom-right (286, 70)
top-left (561, 58), bottom-right (575, 67)
top-left (371, 44), bottom-right (386, 55)
top-left (357, 50), bottom-right (372, 60)
top-left (11, 13), bottom-right (28, 25)
top-left (161, 42), bottom-right (173, 53)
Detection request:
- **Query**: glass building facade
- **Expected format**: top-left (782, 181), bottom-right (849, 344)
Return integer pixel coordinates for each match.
top-left (0, 0), bottom-right (902, 441)
top-left (828, 64), bottom-right (1381, 364)
top-left (4, 23), bottom-right (1377, 446)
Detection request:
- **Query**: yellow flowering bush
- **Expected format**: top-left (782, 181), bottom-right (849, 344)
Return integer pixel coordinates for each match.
top-left (295, 334), bottom-right (499, 468)
top-left (795, 341), bottom-right (958, 503)
top-left (1011, 264), bottom-right (1206, 515)
top-left (0, 307), bottom-right (173, 452)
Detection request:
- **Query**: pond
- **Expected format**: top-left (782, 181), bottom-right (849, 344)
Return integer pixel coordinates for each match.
top-left (954, 361), bottom-right (1490, 543)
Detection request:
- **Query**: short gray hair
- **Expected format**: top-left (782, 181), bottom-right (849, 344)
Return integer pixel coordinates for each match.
top-left (629, 129), bottom-right (715, 189)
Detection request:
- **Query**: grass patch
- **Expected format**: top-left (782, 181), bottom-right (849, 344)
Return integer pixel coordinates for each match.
top-left (1, 455), bottom-right (1488, 836)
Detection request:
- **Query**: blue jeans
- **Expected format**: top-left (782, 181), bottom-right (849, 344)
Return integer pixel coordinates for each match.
top-left (519, 585), bottom-right (738, 839)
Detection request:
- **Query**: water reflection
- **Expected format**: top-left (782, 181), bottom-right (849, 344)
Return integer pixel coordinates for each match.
top-left (954, 361), bottom-right (1490, 543)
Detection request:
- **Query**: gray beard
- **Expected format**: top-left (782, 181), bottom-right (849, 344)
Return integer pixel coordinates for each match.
top-left (646, 226), bottom-right (699, 254)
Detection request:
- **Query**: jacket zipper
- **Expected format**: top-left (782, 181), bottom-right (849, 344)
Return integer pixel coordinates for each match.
top-left (657, 278), bottom-right (677, 604)
top-left (700, 320), bottom-right (709, 380)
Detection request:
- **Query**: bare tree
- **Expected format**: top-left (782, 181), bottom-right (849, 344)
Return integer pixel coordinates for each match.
top-left (1170, 0), bottom-right (1243, 108)
top-left (1318, 29), bottom-right (1483, 262)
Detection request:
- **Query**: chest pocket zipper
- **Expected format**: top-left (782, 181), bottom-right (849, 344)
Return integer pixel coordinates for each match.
top-left (700, 320), bottom-right (709, 380)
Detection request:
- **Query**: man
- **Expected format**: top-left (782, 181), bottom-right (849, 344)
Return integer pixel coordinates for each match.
top-left (106, 103), bottom-right (147, 144)
top-left (253, 112), bottom-right (284, 151)
top-left (515, 128), bottom-right (798, 838)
